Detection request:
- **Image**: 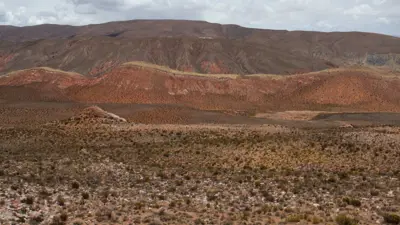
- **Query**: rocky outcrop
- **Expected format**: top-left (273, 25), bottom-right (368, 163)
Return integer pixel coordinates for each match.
top-left (59, 106), bottom-right (127, 125)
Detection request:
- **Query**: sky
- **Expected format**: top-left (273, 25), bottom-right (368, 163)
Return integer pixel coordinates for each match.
top-left (0, 0), bottom-right (399, 36)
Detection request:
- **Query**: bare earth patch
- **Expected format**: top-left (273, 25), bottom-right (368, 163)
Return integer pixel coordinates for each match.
top-left (255, 111), bottom-right (332, 121)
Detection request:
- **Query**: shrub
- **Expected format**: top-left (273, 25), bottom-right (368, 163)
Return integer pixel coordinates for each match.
top-left (370, 190), bottom-right (379, 196)
top-left (51, 213), bottom-right (68, 225)
top-left (338, 172), bottom-right (349, 180)
top-left (312, 216), bottom-right (322, 224)
top-left (343, 197), bottom-right (361, 207)
top-left (206, 192), bottom-right (218, 201)
top-left (71, 181), bottom-right (80, 189)
top-left (383, 213), bottom-right (400, 224)
top-left (194, 218), bottom-right (205, 225)
top-left (29, 213), bottom-right (44, 224)
top-left (175, 180), bottom-right (183, 186)
top-left (72, 219), bottom-right (84, 225)
top-left (134, 202), bottom-right (145, 210)
top-left (335, 214), bottom-right (358, 225)
top-left (286, 214), bottom-right (303, 222)
top-left (261, 190), bottom-right (275, 202)
top-left (57, 195), bottom-right (65, 206)
top-left (60, 212), bottom-right (68, 222)
top-left (24, 196), bottom-right (34, 205)
top-left (169, 201), bottom-right (176, 208)
top-left (81, 192), bottom-right (89, 200)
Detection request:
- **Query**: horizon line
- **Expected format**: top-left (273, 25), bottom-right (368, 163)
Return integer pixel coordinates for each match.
top-left (0, 19), bottom-right (398, 38)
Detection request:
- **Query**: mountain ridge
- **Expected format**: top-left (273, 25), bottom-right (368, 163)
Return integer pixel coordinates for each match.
top-left (1, 19), bottom-right (399, 40)
top-left (0, 19), bottom-right (399, 76)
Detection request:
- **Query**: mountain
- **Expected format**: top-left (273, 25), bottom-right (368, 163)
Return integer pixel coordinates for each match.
top-left (1, 63), bottom-right (400, 112)
top-left (0, 20), bottom-right (399, 76)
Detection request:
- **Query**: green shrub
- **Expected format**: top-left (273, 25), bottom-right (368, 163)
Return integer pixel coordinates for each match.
top-left (286, 214), bottom-right (303, 222)
top-left (312, 216), bottom-right (322, 224)
top-left (335, 214), bottom-right (358, 225)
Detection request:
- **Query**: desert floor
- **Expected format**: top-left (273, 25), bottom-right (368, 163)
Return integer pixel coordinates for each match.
top-left (0, 102), bottom-right (400, 224)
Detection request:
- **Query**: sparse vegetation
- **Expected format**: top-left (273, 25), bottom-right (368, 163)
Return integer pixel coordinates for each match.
top-left (335, 214), bottom-right (358, 225)
top-left (0, 116), bottom-right (399, 223)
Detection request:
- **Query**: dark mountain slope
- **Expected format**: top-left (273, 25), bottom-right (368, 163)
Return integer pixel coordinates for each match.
top-left (0, 20), bottom-right (399, 76)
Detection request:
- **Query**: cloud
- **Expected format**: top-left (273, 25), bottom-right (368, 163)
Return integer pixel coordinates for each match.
top-left (344, 4), bottom-right (379, 18)
top-left (377, 17), bottom-right (390, 24)
top-left (0, 0), bottom-right (399, 36)
top-left (0, 4), bottom-right (6, 22)
top-left (74, 4), bottom-right (97, 14)
top-left (316, 21), bottom-right (334, 29)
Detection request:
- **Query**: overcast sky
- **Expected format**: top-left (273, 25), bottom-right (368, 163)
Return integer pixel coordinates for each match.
top-left (0, 0), bottom-right (399, 36)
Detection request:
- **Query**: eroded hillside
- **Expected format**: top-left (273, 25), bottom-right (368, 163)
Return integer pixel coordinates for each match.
top-left (0, 20), bottom-right (399, 76)
top-left (1, 63), bottom-right (399, 112)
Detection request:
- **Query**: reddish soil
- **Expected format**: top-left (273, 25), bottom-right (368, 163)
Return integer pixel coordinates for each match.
top-left (70, 65), bottom-right (400, 112)
top-left (285, 72), bottom-right (400, 112)
top-left (0, 54), bottom-right (15, 72)
top-left (0, 68), bottom-right (85, 88)
top-left (1, 65), bottom-right (400, 112)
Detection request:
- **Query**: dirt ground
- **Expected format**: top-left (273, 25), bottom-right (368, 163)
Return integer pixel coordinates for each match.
top-left (0, 103), bottom-right (400, 224)
top-left (2, 102), bottom-right (400, 128)
top-left (0, 102), bottom-right (272, 127)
